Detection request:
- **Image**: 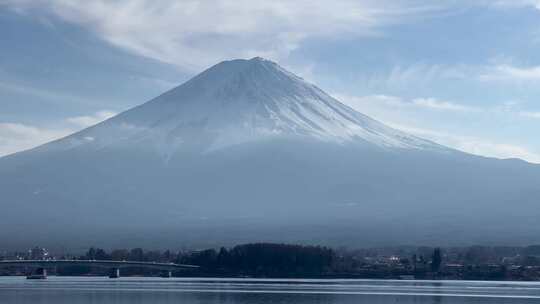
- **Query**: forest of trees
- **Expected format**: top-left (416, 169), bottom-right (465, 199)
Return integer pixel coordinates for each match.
top-left (179, 243), bottom-right (334, 276)
top-left (77, 243), bottom-right (335, 277)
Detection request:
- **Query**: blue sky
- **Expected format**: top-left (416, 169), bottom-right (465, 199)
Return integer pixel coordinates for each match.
top-left (1, 1), bottom-right (540, 162)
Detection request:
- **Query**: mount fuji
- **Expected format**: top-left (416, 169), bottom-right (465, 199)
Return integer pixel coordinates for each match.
top-left (1, 57), bottom-right (539, 249)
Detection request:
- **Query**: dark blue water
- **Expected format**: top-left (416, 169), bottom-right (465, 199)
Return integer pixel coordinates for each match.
top-left (1, 277), bottom-right (540, 303)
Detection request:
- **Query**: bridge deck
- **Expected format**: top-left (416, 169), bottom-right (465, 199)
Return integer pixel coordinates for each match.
top-left (0, 260), bottom-right (198, 271)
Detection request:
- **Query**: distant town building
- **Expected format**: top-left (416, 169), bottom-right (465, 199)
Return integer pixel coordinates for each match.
top-left (28, 247), bottom-right (49, 260)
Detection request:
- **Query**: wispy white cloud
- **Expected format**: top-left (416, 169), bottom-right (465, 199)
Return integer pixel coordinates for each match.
top-left (335, 93), bottom-right (479, 113)
top-left (520, 111), bottom-right (540, 119)
top-left (3, 0), bottom-right (448, 71)
top-left (389, 123), bottom-right (540, 164)
top-left (411, 98), bottom-right (479, 112)
top-left (5, 0), bottom-right (537, 74)
top-left (337, 93), bottom-right (540, 119)
top-left (0, 122), bottom-right (71, 156)
top-left (0, 80), bottom-right (97, 106)
top-left (360, 60), bottom-right (540, 93)
top-left (0, 110), bottom-right (117, 156)
top-left (480, 64), bottom-right (540, 82)
top-left (491, 0), bottom-right (540, 10)
top-left (359, 63), bottom-right (471, 91)
top-left (67, 110), bottom-right (117, 128)
top-left (336, 93), bottom-right (540, 163)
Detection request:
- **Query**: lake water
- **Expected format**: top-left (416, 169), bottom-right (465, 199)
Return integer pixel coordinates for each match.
top-left (1, 277), bottom-right (540, 303)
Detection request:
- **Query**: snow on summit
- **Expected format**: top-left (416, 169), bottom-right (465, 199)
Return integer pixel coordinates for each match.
top-left (46, 57), bottom-right (445, 156)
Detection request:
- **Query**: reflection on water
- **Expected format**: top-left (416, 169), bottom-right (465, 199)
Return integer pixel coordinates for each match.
top-left (1, 277), bottom-right (540, 303)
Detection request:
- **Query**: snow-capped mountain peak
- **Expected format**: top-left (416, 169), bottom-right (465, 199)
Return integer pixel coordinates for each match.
top-left (47, 57), bottom-right (446, 155)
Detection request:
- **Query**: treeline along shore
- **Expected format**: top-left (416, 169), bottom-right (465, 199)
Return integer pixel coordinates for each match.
top-left (3, 243), bottom-right (540, 280)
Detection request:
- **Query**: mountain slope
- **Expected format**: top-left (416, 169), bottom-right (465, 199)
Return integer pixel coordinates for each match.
top-left (1, 57), bottom-right (539, 249)
top-left (33, 57), bottom-right (447, 157)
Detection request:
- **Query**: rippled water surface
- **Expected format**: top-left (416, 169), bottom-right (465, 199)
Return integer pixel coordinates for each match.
top-left (1, 277), bottom-right (540, 303)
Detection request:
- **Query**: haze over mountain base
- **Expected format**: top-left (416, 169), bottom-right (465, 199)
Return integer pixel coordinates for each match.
top-left (1, 58), bottom-right (539, 250)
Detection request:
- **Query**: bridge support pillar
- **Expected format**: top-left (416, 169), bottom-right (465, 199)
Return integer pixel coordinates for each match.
top-left (109, 268), bottom-right (120, 279)
top-left (160, 270), bottom-right (172, 278)
top-left (27, 267), bottom-right (47, 279)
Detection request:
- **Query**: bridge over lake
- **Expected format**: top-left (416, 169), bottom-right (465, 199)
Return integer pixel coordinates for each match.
top-left (0, 260), bottom-right (199, 279)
